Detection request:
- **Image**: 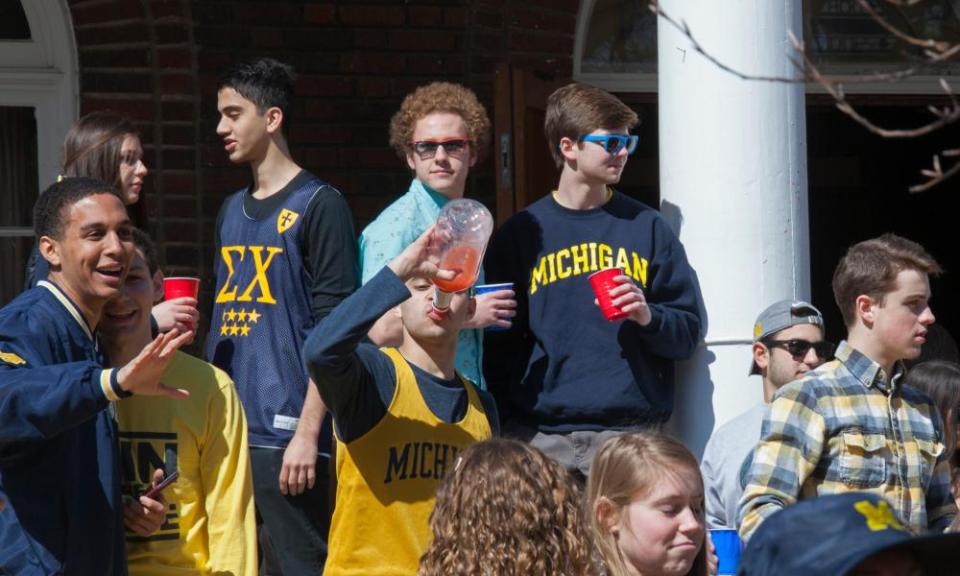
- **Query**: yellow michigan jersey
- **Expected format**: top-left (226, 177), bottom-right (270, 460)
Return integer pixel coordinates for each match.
top-left (116, 351), bottom-right (257, 575)
top-left (326, 348), bottom-right (492, 575)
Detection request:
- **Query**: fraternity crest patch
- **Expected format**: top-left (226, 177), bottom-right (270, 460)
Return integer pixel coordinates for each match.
top-left (0, 350), bottom-right (27, 366)
top-left (277, 208), bottom-right (299, 234)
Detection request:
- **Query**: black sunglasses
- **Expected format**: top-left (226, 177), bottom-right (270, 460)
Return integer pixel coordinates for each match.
top-left (410, 139), bottom-right (469, 160)
top-left (764, 338), bottom-right (835, 360)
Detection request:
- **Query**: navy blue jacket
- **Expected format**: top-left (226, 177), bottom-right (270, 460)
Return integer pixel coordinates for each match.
top-left (0, 281), bottom-right (126, 575)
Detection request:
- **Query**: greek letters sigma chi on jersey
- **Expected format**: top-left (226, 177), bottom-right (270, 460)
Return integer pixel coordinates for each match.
top-left (326, 348), bottom-right (492, 576)
top-left (206, 175), bottom-right (328, 449)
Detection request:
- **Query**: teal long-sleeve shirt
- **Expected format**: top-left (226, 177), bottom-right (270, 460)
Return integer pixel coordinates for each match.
top-left (358, 178), bottom-right (485, 388)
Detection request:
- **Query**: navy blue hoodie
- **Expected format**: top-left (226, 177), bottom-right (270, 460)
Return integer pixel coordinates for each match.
top-left (484, 191), bottom-right (702, 432)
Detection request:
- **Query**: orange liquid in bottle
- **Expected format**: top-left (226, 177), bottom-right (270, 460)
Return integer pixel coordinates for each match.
top-left (432, 245), bottom-right (480, 293)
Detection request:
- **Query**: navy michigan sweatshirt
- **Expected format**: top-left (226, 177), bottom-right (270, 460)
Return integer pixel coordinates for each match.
top-left (483, 190), bottom-right (703, 432)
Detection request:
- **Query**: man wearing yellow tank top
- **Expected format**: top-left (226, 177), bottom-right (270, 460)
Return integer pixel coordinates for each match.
top-left (304, 226), bottom-right (498, 575)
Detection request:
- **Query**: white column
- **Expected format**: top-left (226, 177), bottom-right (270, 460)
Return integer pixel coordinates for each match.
top-left (657, 0), bottom-right (810, 458)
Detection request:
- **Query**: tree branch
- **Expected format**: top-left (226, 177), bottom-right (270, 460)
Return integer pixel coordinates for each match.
top-left (649, 0), bottom-right (960, 191)
top-left (910, 149), bottom-right (960, 193)
top-left (855, 0), bottom-right (954, 57)
top-left (649, 1), bottom-right (803, 83)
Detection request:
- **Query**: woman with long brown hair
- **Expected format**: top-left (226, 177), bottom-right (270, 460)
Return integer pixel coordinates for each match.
top-left (418, 438), bottom-right (595, 576)
top-left (904, 360), bottom-right (960, 531)
top-left (26, 111), bottom-right (196, 332)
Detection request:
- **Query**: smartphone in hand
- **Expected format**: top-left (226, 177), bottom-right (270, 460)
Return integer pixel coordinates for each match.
top-left (142, 470), bottom-right (179, 500)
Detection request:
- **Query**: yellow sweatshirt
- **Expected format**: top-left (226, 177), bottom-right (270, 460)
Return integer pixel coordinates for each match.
top-left (117, 351), bottom-right (257, 576)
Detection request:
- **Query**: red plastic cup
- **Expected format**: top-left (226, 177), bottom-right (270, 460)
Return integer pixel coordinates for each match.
top-left (589, 268), bottom-right (628, 321)
top-left (163, 277), bottom-right (200, 301)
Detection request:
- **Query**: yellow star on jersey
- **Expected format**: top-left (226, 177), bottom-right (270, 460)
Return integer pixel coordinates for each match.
top-left (219, 324), bottom-right (229, 336)
top-left (229, 324), bottom-right (240, 336)
top-left (247, 309), bottom-right (261, 323)
top-left (240, 324), bottom-right (251, 337)
top-left (227, 308), bottom-right (238, 322)
top-left (238, 309), bottom-right (248, 322)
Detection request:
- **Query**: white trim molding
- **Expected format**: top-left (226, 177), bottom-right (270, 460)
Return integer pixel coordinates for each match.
top-left (0, 0), bottom-right (78, 188)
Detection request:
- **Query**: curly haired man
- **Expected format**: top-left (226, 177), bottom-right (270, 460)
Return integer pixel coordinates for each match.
top-left (358, 82), bottom-right (515, 388)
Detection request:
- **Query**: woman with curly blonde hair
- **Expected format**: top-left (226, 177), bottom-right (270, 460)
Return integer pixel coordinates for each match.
top-left (587, 432), bottom-right (712, 576)
top-left (418, 438), bottom-right (594, 576)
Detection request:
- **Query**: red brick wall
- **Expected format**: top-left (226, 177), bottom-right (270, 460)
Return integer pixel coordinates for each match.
top-left (194, 1), bottom-right (578, 229)
top-left (66, 0), bottom-right (579, 339)
top-left (69, 0), bottom-right (202, 279)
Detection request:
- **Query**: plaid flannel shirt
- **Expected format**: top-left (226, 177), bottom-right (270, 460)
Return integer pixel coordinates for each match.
top-left (737, 341), bottom-right (957, 540)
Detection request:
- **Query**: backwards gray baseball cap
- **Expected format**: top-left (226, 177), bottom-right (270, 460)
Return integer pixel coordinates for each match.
top-left (749, 299), bottom-right (825, 375)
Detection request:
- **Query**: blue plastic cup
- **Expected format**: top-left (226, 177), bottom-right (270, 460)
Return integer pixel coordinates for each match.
top-left (709, 529), bottom-right (741, 575)
top-left (473, 282), bottom-right (514, 332)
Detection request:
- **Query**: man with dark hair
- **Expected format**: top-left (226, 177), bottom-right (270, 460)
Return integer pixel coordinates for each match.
top-left (206, 57), bottom-right (358, 573)
top-left (304, 226), bottom-right (497, 575)
top-left (484, 82), bottom-right (702, 476)
top-left (359, 81), bottom-right (514, 387)
top-left (0, 177), bottom-right (191, 574)
top-left (701, 300), bottom-right (831, 529)
top-left (739, 234), bottom-right (956, 539)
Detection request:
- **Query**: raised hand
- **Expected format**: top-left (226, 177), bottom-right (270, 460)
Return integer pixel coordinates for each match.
top-left (116, 329), bottom-right (193, 398)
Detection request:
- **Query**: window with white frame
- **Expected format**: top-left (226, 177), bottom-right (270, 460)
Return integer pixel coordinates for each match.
top-left (574, 0), bottom-right (960, 94)
top-left (0, 0), bottom-right (77, 304)
top-left (575, 0), bottom-right (659, 93)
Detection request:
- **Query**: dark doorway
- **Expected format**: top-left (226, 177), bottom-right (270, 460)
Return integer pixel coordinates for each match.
top-left (0, 106), bottom-right (39, 306)
top-left (807, 102), bottom-right (960, 346)
top-left (615, 95), bottom-right (659, 209)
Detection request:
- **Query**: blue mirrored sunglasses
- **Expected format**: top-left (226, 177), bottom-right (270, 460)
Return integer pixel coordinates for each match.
top-left (580, 134), bottom-right (639, 155)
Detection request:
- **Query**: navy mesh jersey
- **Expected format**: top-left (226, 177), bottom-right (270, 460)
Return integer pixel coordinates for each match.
top-left (206, 178), bottom-right (329, 451)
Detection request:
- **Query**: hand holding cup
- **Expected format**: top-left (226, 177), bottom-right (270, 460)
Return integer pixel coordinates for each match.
top-left (590, 268), bottom-right (651, 325)
top-left (607, 273), bottom-right (651, 326)
top-left (471, 283), bottom-right (516, 331)
top-left (158, 277), bottom-right (201, 337)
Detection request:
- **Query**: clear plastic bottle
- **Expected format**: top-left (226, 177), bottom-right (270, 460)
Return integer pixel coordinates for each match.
top-left (431, 198), bottom-right (493, 310)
